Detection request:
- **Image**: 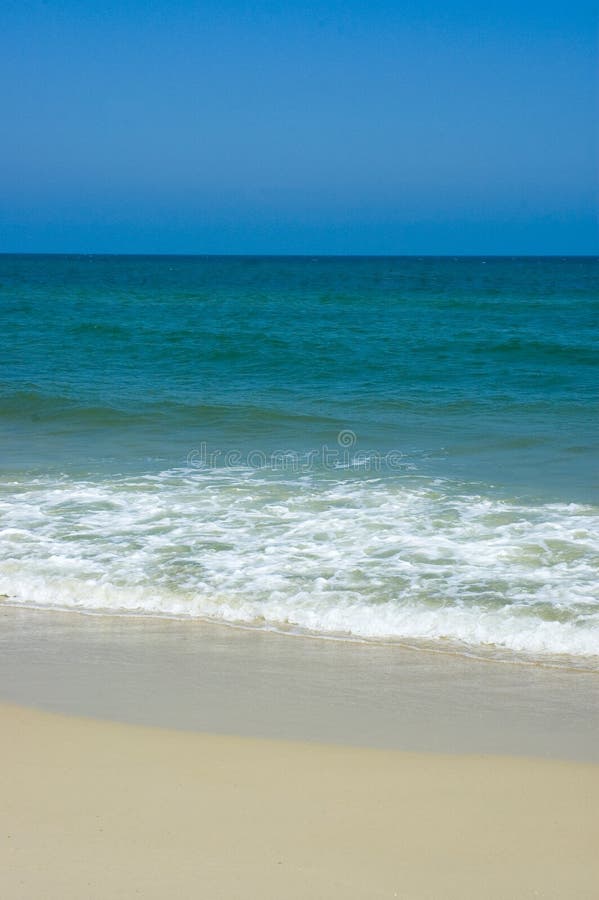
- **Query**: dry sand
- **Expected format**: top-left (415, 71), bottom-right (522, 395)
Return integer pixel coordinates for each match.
top-left (2, 702), bottom-right (598, 899)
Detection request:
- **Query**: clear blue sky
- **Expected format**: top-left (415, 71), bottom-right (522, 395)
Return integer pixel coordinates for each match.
top-left (1, 1), bottom-right (597, 254)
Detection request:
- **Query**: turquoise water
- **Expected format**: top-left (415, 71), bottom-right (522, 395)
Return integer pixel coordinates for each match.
top-left (1, 255), bottom-right (598, 663)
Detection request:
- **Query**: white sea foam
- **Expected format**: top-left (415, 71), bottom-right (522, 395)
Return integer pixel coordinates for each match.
top-left (0, 469), bottom-right (598, 664)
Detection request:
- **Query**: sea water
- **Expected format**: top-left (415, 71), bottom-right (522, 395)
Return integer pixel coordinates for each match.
top-left (1, 255), bottom-right (597, 665)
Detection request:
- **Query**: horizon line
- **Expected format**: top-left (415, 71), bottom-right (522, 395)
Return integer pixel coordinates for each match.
top-left (1, 251), bottom-right (597, 259)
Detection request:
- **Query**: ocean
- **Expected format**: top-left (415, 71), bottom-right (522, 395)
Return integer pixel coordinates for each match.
top-left (1, 254), bottom-right (597, 667)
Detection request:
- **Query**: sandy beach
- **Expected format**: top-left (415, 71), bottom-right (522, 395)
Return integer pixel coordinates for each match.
top-left (0, 607), bottom-right (598, 898)
top-left (2, 701), bottom-right (598, 899)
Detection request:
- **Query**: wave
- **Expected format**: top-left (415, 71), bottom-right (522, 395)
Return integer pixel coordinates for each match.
top-left (0, 389), bottom-right (151, 427)
top-left (2, 384), bottom-right (592, 430)
top-left (1, 468), bottom-right (597, 667)
top-left (0, 388), bottom-right (339, 429)
top-left (469, 337), bottom-right (597, 365)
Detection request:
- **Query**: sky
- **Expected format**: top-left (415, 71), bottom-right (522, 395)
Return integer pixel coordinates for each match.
top-left (1, 1), bottom-right (597, 255)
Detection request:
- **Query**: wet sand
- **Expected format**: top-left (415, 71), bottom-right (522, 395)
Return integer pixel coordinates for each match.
top-left (0, 605), bottom-right (597, 760)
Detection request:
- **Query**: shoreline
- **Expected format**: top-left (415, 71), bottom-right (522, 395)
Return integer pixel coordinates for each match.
top-left (1, 604), bottom-right (598, 761)
top-left (3, 701), bottom-right (599, 899)
top-left (4, 598), bottom-right (599, 674)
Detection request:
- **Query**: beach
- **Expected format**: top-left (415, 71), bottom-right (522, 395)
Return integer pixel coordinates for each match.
top-left (1, 255), bottom-right (598, 896)
top-left (1, 606), bottom-right (599, 897)
top-left (2, 0), bottom-right (598, 889)
top-left (3, 701), bottom-right (599, 899)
